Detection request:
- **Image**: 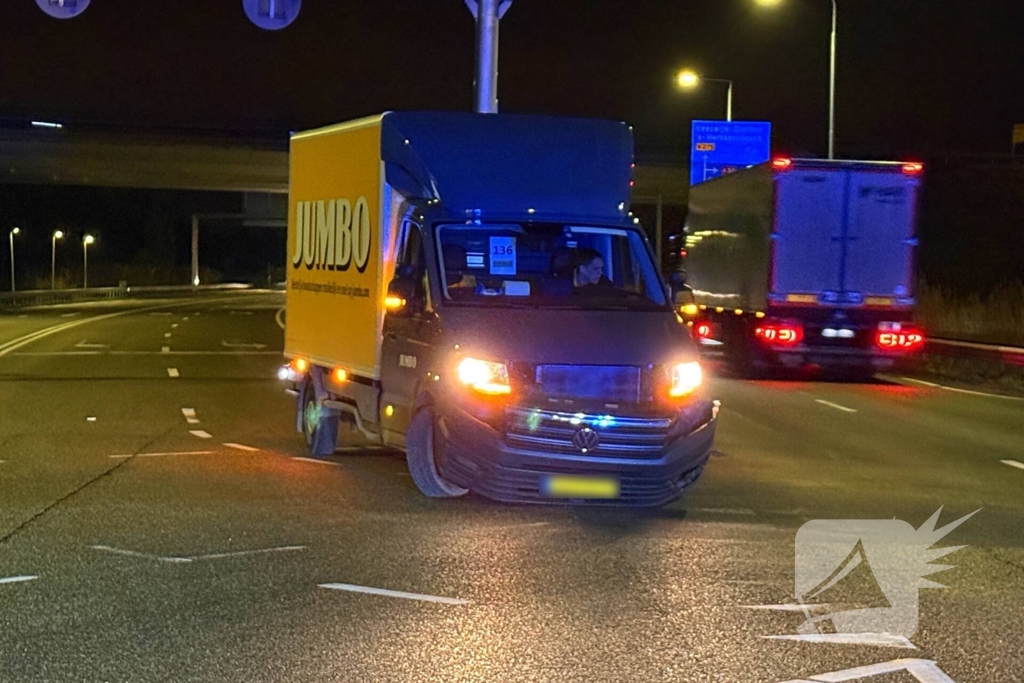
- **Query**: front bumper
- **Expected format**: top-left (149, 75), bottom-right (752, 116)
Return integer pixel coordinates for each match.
top-left (435, 399), bottom-right (718, 507)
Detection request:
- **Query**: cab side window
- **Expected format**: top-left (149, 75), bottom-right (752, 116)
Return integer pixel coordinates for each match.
top-left (397, 223), bottom-right (430, 308)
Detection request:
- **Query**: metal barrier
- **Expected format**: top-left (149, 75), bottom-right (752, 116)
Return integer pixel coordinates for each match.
top-left (0, 283), bottom-right (256, 310)
top-left (926, 338), bottom-right (1024, 368)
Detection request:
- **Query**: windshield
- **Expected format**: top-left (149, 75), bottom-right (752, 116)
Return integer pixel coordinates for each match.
top-left (435, 223), bottom-right (668, 310)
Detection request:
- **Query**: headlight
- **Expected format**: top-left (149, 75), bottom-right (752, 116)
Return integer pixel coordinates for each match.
top-left (456, 357), bottom-right (512, 396)
top-left (669, 360), bottom-right (702, 397)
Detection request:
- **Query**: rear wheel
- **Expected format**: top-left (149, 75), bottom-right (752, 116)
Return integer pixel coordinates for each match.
top-left (406, 408), bottom-right (468, 499)
top-left (301, 381), bottom-right (339, 456)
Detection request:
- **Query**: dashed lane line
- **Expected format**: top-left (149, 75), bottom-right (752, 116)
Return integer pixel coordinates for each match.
top-left (109, 451), bottom-right (214, 459)
top-left (181, 408), bottom-right (200, 425)
top-left (167, 368), bottom-right (180, 378)
top-left (0, 575), bottom-right (38, 585)
top-left (223, 443), bottom-right (259, 452)
top-left (90, 545), bottom-right (305, 564)
top-left (319, 583), bottom-right (471, 605)
top-left (292, 456), bottom-right (341, 467)
top-left (1001, 459), bottom-right (1024, 471)
top-left (189, 430), bottom-right (212, 439)
top-left (813, 399), bottom-right (858, 413)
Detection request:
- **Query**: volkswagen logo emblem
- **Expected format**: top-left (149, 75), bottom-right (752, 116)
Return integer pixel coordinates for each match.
top-left (572, 427), bottom-right (600, 453)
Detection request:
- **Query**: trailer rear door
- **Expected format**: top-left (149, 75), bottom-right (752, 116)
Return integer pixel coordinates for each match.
top-left (772, 169), bottom-right (845, 297)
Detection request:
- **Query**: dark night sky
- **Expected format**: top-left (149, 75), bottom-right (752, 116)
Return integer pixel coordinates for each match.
top-left (2, 1), bottom-right (1023, 162)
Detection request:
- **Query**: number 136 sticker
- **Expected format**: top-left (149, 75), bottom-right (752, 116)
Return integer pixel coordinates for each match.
top-left (489, 237), bottom-right (516, 275)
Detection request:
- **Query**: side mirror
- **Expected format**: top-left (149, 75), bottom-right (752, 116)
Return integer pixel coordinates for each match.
top-left (385, 276), bottom-right (417, 312)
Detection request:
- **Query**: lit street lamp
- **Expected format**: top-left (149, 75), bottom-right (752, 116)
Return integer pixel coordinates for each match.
top-left (676, 69), bottom-right (734, 122)
top-left (51, 230), bottom-right (64, 290)
top-left (9, 227), bottom-right (20, 292)
top-left (756, 0), bottom-right (838, 159)
top-left (83, 234), bottom-right (95, 289)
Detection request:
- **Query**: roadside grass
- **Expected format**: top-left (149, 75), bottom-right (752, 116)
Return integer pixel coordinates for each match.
top-left (917, 281), bottom-right (1024, 347)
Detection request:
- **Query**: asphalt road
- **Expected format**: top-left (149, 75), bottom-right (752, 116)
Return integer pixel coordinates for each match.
top-left (0, 292), bottom-right (1021, 683)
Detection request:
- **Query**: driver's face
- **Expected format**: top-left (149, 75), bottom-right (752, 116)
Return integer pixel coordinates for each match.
top-left (578, 258), bottom-right (604, 286)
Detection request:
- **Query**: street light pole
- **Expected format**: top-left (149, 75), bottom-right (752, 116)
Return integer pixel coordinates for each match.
top-left (465, 0), bottom-right (512, 114)
top-left (828, 0), bottom-right (837, 159)
top-left (8, 228), bottom-right (20, 292)
top-left (8, 228), bottom-right (19, 292)
top-left (725, 80), bottom-right (734, 122)
top-left (51, 230), bottom-right (64, 290)
top-left (83, 235), bottom-right (95, 289)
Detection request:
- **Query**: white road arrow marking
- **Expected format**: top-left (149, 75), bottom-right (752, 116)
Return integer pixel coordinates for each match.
top-left (779, 658), bottom-right (956, 682)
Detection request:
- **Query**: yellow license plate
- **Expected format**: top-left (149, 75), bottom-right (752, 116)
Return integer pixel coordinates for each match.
top-left (541, 475), bottom-right (620, 499)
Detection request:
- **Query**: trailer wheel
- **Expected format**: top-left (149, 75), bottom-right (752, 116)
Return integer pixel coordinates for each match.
top-left (406, 408), bottom-right (468, 499)
top-left (301, 381), bottom-right (339, 456)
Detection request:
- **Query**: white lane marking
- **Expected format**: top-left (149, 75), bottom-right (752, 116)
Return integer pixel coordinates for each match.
top-left (743, 603), bottom-right (831, 612)
top-left (17, 314), bottom-right (27, 318)
top-left (228, 310), bottom-right (253, 316)
top-left (161, 346), bottom-right (170, 353)
top-left (814, 399), bottom-right (858, 413)
top-left (696, 507), bottom-right (756, 515)
top-left (90, 544), bottom-right (304, 564)
top-left (164, 332), bottom-right (172, 339)
top-left (0, 575), bottom-right (38, 585)
top-left (222, 340), bottom-right (267, 350)
top-left (319, 583), bottom-right (471, 605)
top-left (182, 316), bottom-right (189, 321)
top-left (86, 416), bottom-right (97, 423)
top-left (900, 377), bottom-right (941, 388)
top-left (898, 376), bottom-right (1024, 402)
top-left (275, 307), bottom-right (286, 330)
top-left (292, 456), bottom-right (341, 467)
top-left (1001, 459), bottom-right (1024, 471)
top-left (167, 368), bottom-right (180, 378)
top-left (60, 312), bottom-right (80, 318)
top-left (223, 443), bottom-right (259, 452)
top-left (90, 545), bottom-right (192, 563)
top-left (763, 633), bottom-right (916, 649)
top-left (171, 323), bottom-right (179, 329)
top-left (181, 408), bottom-right (200, 424)
top-left (190, 430), bottom-right (212, 439)
top-left (189, 546), bottom-right (305, 561)
top-left (149, 312), bottom-right (172, 316)
top-left (780, 658), bottom-right (955, 683)
top-left (75, 340), bottom-right (109, 349)
top-left (109, 451), bottom-right (214, 459)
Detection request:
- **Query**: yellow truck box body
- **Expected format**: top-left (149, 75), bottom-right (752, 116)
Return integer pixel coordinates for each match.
top-left (285, 115), bottom-right (392, 379)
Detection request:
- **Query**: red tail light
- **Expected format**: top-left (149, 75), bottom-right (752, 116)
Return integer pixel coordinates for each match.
top-left (876, 322), bottom-right (925, 350)
top-left (755, 321), bottom-right (804, 346)
top-left (902, 162), bottom-right (924, 175)
top-left (772, 157), bottom-right (793, 170)
top-left (695, 322), bottom-right (713, 339)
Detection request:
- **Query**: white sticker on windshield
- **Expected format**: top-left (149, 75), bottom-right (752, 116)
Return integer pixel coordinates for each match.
top-left (489, 236), bottom-right (516, 275)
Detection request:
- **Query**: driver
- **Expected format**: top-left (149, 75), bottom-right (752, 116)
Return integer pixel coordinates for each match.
top-left (573, 248), bottom-right (612, 289)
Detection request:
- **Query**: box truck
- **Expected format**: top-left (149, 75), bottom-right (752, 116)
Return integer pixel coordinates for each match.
top-left (279, 112), bottom-right (719, 506)
top-left (680, 158), bottom-right (925, 376)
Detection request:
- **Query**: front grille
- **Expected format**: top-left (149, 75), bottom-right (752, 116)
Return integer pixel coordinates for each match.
top-left (505, 407), bottom-right (674, 459)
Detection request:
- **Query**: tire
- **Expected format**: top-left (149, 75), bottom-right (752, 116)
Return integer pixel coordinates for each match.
top-left (406, 408), bottom-right (468, 499)
top-left (301, 381), bottom-right (339, 457)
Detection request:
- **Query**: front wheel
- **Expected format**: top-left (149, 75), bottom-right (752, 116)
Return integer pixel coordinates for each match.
top-left (406, 408), bottom-right (468, 499)
top-left (301, 381), bottom-right (339, 456)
